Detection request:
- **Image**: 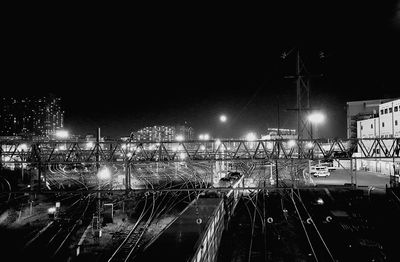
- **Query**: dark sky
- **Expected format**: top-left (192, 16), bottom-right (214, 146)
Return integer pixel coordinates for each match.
top-left (3, 2), bottom-right (400, 138)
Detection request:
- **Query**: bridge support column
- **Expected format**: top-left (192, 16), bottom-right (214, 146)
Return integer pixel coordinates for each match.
top-left (43, 164), bottom-right (47, 189)
top-left (350, 159), bottom-right (355, 187)
top-left (210, 162), bottom-right (215, 184)
top-left (275, 159), bottom-right (279, 188)
top-left (125, 162), bottom-right (131, 191)
top-left (354, 159), bottom-right (357, 187)
top-left (37, 163), bottom-right (42, 192)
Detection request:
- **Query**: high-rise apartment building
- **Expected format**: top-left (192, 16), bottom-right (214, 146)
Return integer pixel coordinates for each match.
top-left (0, 95), bottom-right (64, 137)
top-left (132, 124), bottom-right (194, 142)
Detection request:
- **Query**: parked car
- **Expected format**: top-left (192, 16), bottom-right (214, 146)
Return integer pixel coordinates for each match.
top-left (312, 166), bottom-right (330, 177)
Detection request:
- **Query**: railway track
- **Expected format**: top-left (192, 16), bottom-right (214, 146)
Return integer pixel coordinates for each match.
top-left (21, 194), bottom-right (95, 261)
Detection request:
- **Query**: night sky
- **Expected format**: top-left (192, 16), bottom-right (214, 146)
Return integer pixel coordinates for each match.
top-left (3, 2), bottom-right (400, 138)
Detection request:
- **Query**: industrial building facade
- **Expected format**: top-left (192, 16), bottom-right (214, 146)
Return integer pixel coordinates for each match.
top-left (356, 98), bottom-right (400, 175)
top-left (346, 98), bottom-right (393, 139)
top-left (0, 96), bottom-right (64, 137)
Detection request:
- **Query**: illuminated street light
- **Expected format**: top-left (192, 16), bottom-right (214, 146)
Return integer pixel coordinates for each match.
top-left (97, 166), bottom-right (111, 180)
top-left (215, 139), bottom-right (221, 146)
top-left (18, 143), bottom-right (28, 151)
top-left (308, 112), bottom-right (325, 124)
top-left (55, 130), bottom-right (69, 139)
top-left (219, 115), bottom-right (227, 123)
top-left (199, 133), bottom-right (210, 140)
top-left (288, 140), bottom-right (296, 148)
top-left (245, 132), bottom-right (257, 141)
top-left (86, 141), bottom-right (94, 149)
top-left (175, 135), bottom-right (184, 141)
top-left (179, 152), bottom-right (187, 160)
top-left (308, 112), bottom-right (325, 139)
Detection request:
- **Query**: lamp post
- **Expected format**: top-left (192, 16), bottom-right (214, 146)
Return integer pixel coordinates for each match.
top-left (96, 165), bottom-right (111, 236)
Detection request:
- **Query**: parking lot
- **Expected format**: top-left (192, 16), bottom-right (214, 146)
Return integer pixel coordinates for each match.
top-left (312, 169), bottom-right (390, 189)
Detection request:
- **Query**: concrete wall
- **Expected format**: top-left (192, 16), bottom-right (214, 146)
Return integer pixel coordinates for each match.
top-left (358, 118), bottom-right (379, 138)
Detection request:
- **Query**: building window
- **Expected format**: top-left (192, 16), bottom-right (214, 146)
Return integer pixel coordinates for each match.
top-left (371, 124), bottom-right (373, 128)
top-left (382, 122), bottom-right (385, 127)
top-left (389, 108), bottom-right (393, 113)
top-left (361, 125), bottom-right (363, 130)
top-left (381, 109), bottom-right (384, 115)
top-left (395, 106), bottom-right (399, 112)
top-left (396, 120), bottom-right (398, 126)
top-left (385, 108), bottom-right (388, 114)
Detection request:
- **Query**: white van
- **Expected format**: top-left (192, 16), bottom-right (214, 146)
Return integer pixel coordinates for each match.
top-left (319, 162), bottom-right (336, 171)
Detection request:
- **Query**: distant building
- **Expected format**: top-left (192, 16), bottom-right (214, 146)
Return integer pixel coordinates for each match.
top-left (356, 98), bottom-right (400, 175)
top-left (132, 124), bottom-right (194, 142)
top-left (261, 128), bottom-right (297, 140)
top-left (357, 98), bottom-right (400, 139)
top-left (0, 95), bottom-right (64, 137)
top-left (346, 98), bottom-right (393, 139)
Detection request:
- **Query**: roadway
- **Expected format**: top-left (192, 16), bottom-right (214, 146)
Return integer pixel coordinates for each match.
top-left (312, 169), bottom-right (390, 189)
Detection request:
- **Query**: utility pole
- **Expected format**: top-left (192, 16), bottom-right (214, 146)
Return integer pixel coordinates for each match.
top-left (275, 159), bottom-right (279, 188)
top-left (277, 96), bottom-right (280, 137)
top-left (284, 49), bottom-right (321, 140)
top-left (95, 127), bottom-right (102, 237)
top-left (296, 50), bottom-right (302, 140)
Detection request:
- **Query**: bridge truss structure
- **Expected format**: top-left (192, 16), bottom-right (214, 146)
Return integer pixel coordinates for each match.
top-left (1, 137), bottom-right (399, 165)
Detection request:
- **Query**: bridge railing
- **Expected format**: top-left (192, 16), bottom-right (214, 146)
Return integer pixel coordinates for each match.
top-left (1, 138), bottom-right (399, 165)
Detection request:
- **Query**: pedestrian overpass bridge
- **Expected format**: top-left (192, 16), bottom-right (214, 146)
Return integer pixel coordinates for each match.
top-left (1, 137), bottom-right (399, 165)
